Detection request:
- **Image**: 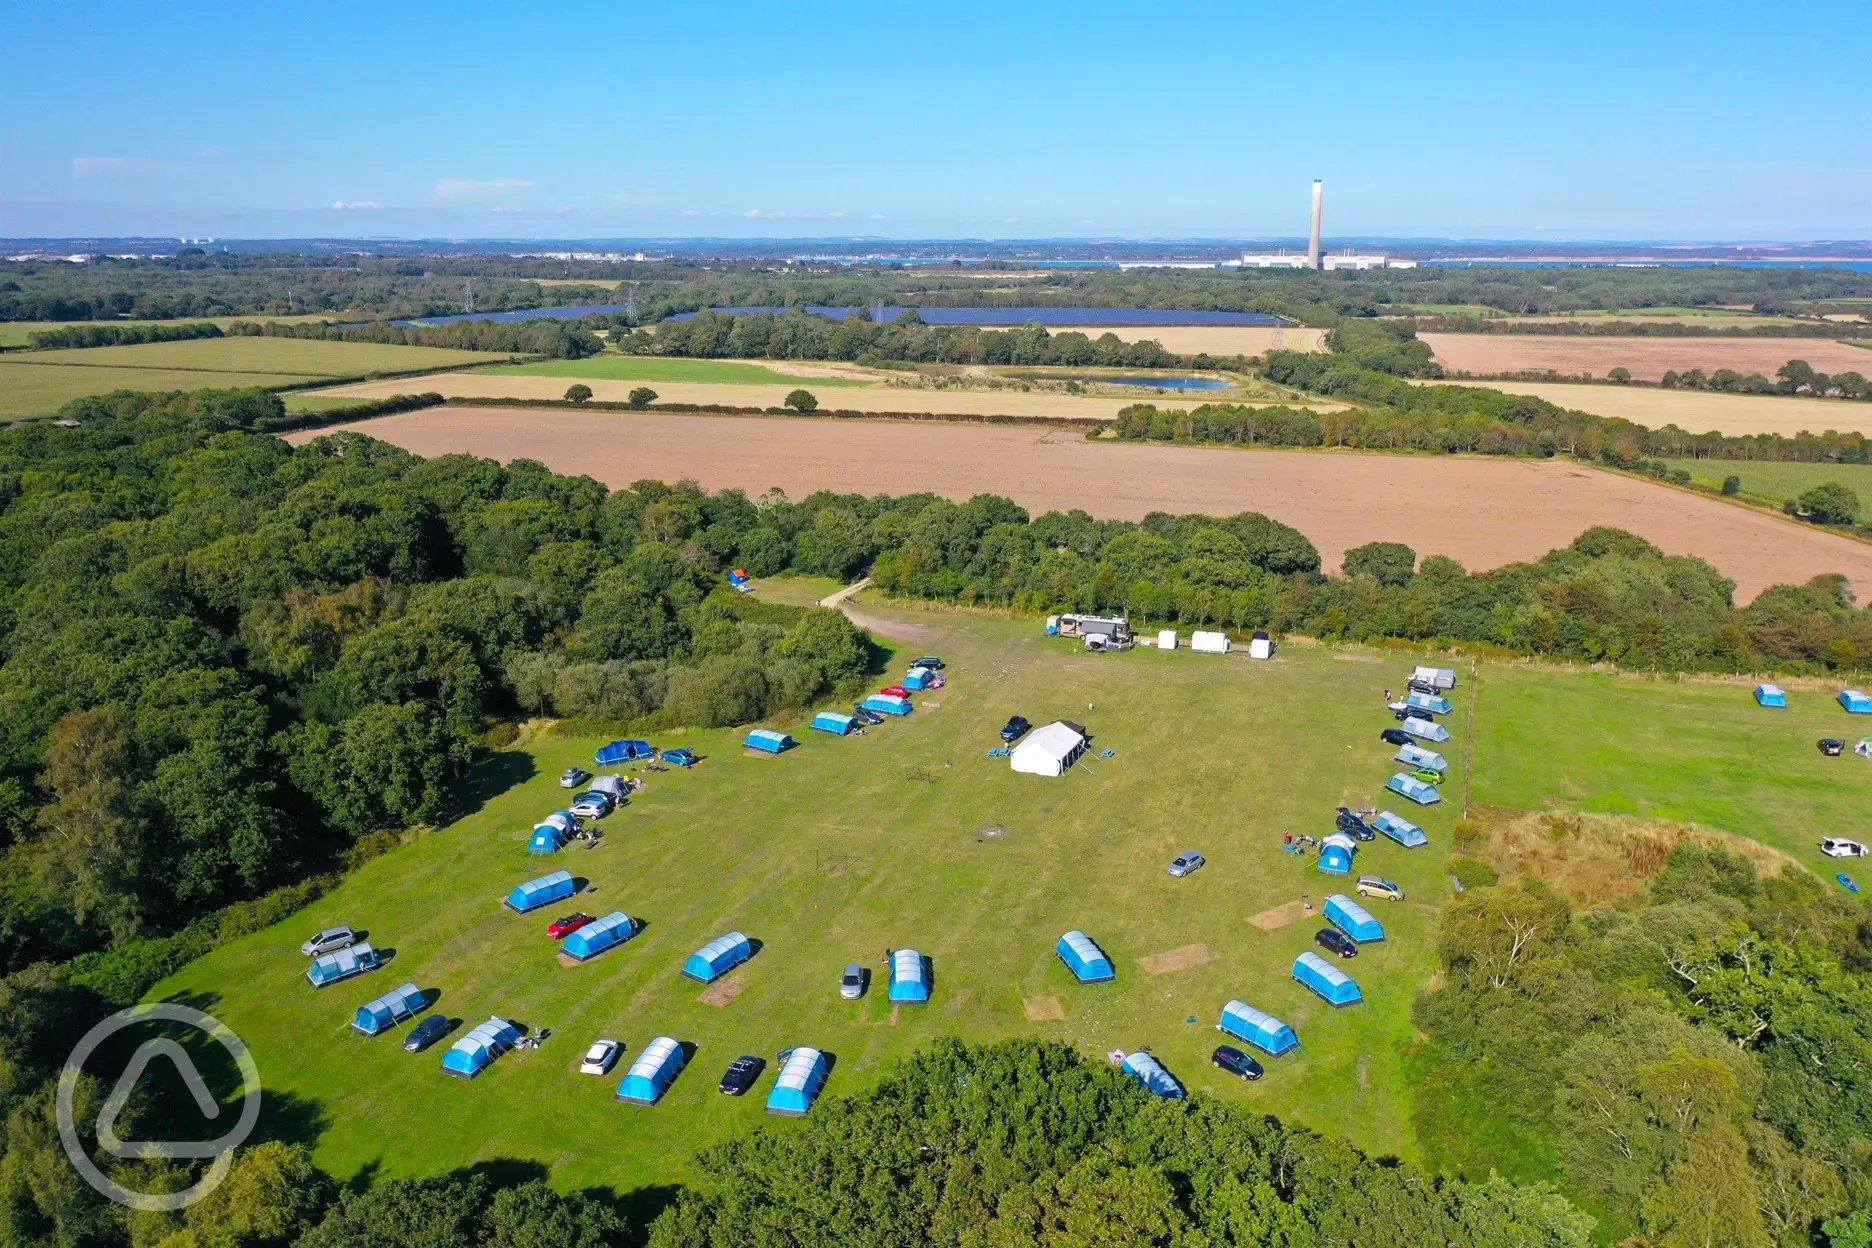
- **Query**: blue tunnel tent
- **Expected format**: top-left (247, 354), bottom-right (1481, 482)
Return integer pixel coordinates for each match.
top-left (765, 1046), bottom-right (829, 1116)
top-left (1393, 742), bottom-right (1446, 773)
top-left (351, 982), bottom-right (426, 1034)
top-left (1841, 690), bottom-right (1872, 714)
top-left (902, 666), bottom-right (939, 691)
top-left (306, 942), bottom-right (379, 987)
top-left (1318, 832), bottom-right (1355, 876)
top-left (888, 949), bottom-right (930, 1003)
top-left (1403, 691), bottom-right (1453, 716)
top-left (595, 739), bottom-right (655, 765)
top-left (562, 912), bottom-right (636, 961)
top-left (1121, 1050), bottom-right (1184, 1099)
top-left (440, 1016), bottom-right (520, 1078)
top-left (1218, 1000), bottom-right (1298, 1055)
top-left (1373, 810), bottom-right (1428, 848)
top-left (682, 932), bottom-right (752, 983)
top-left (527, 822), bottom-right (567, 854)
top-left (860, 693), bottom-right (912, 716)
top-left (1324, 894), bottom-right (1385, 943)
top-left (1055, 930), bottom-right (1115, 984)
top-left (506, 869), bottom-right (575, 913)
top-left (1387, 772), bottom-right (1441, 805)
top-left (1754, 683), bottom-right (1787, 708)
top-left (810, 711), bottom-right (856, 735)
top-left (1293, 951), bottom-right (1363, 1007)
top-left (744, 728), bottom-right (795, 753)
top-left (1399, 716), bottom-right (1451, 743)
top-left (615, 1036), bottom-right (686, 1104)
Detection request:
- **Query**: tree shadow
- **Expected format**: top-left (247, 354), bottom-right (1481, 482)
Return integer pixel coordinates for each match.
top-left (256, 1088), bottom-right (332, 1153)
top-left (613, 1183), bottom-right (682, 1240)
top-left (462, 1156), bottom-right (550, 1188)
top-left (448, 749), bottom-right (538, 823)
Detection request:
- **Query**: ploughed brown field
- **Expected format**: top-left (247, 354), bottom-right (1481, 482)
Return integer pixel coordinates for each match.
top-left (1422, 332), bottom-right (1872, 382)
top-left (285, 406), bottom-right (1872, 601)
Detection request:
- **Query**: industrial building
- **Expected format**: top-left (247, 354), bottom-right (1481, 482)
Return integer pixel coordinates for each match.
top-left (1240, 180), bottom-right (1412, 270)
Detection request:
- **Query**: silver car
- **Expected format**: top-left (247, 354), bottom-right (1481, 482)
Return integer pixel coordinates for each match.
top-left (1167, 851), bottom-right (1205, 878)
top-left (840, 963), bottom-right (866, 999)
top-left (300, 925), bottom-right (356, 956)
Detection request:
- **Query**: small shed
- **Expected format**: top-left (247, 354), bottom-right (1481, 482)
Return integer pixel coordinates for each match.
top-left (1753, 683), bottom-right (1787, 708)
top-left (506, 869), bottom-right (576, 913)
top-left (1387, 772), bottom-right (1442, 805)
top-left (1841, 690), bottom-right (1872, 714)
top-left (306, 942), bottom-right (379, 988)
top-left (810, 711), bottom-right (856, 735)
top-left (1293, 951), bottom-right (1363, 1007)
top-left (744, 728), bottom-right (796, 753)
top-left (1055, 930), bottom-right (1114, 984)
top-left (1394, 742), bottom-right (1447, 773)
top-left (1120, 1050), bottom-right (1184, 1099)
top-left (1157, 630), bottom-right (1177, 650)
top-left (351, 982), bottom-right (426, 1035)
top-left (765, 1046), bottom-right (829, 1116)
top-left (1248, 630), bottom-right (1275, 660)
top-left (562, 911), bottom-right (636, 961)
top-left (1413, 665), bottom-right (1457, 689)
top-left (615, 1036), bottom-right (686, 1105)
top-left (860, 693), bottom-right (912, 716)
top-left (1403, 691), bottom-right (1453, 716)
top-left (903, 667), bottom-right (939, 691)
top-left (1318, 832), bottom-right (1356, 875)
top-left (682, 932), bottom-right (752, 983)
top-left (888, 949), bottom-right (930, 1003)
top-left (1218, 1000), bottom-right (1298, 1055)
top-left (527, 823), bottom-right (567, 854)
top-left (1373, 810), bottom-right (1428, 848)
top-left (1400, 716), bottom-right (1451, 743)
top-left (1010, 721), bottom-right (1089, 777)
top-left (440, 1016), bottom-right (520, 1079)
top-left (1323, 894), bottom-right (1385, 943)
top-left (1190, 631), bottom-right (1230, 654)
top-left (596, 739), bottom-right (655, 765)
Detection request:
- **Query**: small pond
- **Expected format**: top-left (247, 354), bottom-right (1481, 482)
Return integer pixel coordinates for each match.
top-left (1105, 376), bottom-right (1233, 390)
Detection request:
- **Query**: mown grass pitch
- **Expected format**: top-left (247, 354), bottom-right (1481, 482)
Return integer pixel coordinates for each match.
top-left (482, 355), bottom-right (873, 386)
top-left (156, 606), bottom-right (1457, 1193)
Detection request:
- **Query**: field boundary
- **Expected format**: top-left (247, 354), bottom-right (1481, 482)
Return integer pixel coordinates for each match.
top-left (435, 394), bottom-right (1109, 431)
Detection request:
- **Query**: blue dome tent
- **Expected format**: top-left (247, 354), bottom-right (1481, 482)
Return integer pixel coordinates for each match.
top-left (765, 1046), bottom-right (829, 1116)
top-left (351, 982), bottom-right (426, 1035)
top-left (561, 912), bottom-right (636, 961)
top-left (1323, 894), bottom-right (1384, 943)
top-left (1373, 810), bottom-right (1427, 848)
top-left (1393, 742), bottom-right (1446, 773)
top-left (595, 739), bottom-right (655, 765)
top-left (1055, 930), bottom-right (1114, 984)
top-left (615, 1036), bottom-right (685, 1104)
top-left (1841, 690), bottom-right (1872, 714)
top-left (1120, 1050), bottom-right (1184, 1099)
top-left (1399, 716), bottom-right (1451, 743)
top-left (888, 949), bottom-right (930, 1003)
top-left (306, 942), bottom-right (379, 987)
top-left (682, 932), bottom-right (752, 983)
top-left (527, 822), bottom-right (567, 854)
top-left (506, 869), bottom-right (575, 913)
top-left (744, 728), bottom-right (795, 753)
top-left (440, 1017), bottom-right (520, 1078)
top-left (1293, 951), bottom-right (1363, 1007)
top-left (860, 693), bottom-right (912, 716)
top-left (1318, 832), bottom-right (1355, 875)
top-left (1754, 683), bottom-right (1787, 708)
top-left (810, 711), bottom-right (856, 735)
top-left (1386, 772), bottom-right (1441, 805)
top-left (1403, 691), bottom-right (1453, 716)
top-left (1218, 1000), bottom-right (1298, 1055)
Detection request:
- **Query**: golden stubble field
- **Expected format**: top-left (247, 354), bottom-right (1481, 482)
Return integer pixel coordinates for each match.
top-left (1423, 332), bottom-right (1872, 383)
top-left (1423, 378), bottom-right (1872, 437)
top-left (283, 405), bottom-right (1872, 602)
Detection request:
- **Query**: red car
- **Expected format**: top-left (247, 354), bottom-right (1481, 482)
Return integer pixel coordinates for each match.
top-left (878, 685), bottom-right (911, 698)
top-left (547, 912), bottom-right (594, 939)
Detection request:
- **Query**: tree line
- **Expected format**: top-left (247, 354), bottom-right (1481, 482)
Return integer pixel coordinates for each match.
top-left (222, 317), bottom-right (604, 358)
top-left (1408, 314), bottom-right (1870, 339)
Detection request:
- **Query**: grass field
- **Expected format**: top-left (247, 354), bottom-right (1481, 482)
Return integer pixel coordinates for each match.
top-left (0, 363), bottom-right (308, 417)
top-left (0, 314), bottom-right (338, 349)
top-left (1426, 378), bottom-right (1872, 437)
top-left (153, 605), bottom-right (1457, 1193)
top-left (484, 356), bottom-right (873, 386)
top-left (1661, 458), bottom-right (1872, 513)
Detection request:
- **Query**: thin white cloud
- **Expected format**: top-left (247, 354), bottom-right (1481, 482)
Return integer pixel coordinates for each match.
top-left (434, 177), bottom-right (534, 199)
top-left (330, 200), bottom-right (382, 210)
top-left (871, 213), bottom-right (887, 220)
top-left (741, 208), bottom-right (761, 218)
top-left (72, 157), bottom-right (158, 177)
top-left (681, 209), bottom-right (699, 216)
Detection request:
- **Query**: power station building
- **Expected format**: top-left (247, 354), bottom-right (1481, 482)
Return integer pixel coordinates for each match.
top-left (1240, 180), bottom-right (1413, 270)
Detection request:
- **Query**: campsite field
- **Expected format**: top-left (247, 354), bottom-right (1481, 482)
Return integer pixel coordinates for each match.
top-left (1421, 332), bottom-right (1872, 382)
top-left (283, 406), bottom-right (1872, 602)
top-left (481, 355), bottom-right (872, 386)
top-left (1660, 457), bottom-right (1872, 514)
top-left (1423, 378), bottom-right (1872, 437)
top-left (154, 606), bottom-right (1457, 1193)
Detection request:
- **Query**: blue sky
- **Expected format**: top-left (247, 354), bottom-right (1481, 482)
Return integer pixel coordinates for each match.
top-left (3, 0), bottom-right (1867, 240)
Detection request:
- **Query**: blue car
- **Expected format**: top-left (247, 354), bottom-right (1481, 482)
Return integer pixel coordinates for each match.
top-left (660, 748), bottom-right (698, 768)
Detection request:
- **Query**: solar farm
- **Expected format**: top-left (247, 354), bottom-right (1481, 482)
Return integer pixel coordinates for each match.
top-left (154, 593), bottom-right (1869, 1194)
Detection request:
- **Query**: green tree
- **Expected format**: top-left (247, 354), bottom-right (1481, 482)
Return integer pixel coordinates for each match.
top-left (627, 387), bottom-right (657, 409)
top-left (563, 383), bottom-right (593, 404)
top-left (177, 1141), bottom-right (334, 1248)
top-left (1796, 482), bottom-right (1860, 525)
top-left (29, 707), bottom-right (146, 940)
top-left (1342, 541), bottom-right (1417, 586)
top-left (288, 701), bottom-right (456, 835)
top-left (1608, 366), bottom-right (1632, 383)
top-left (783, 389), bottom-right (818, 413)
top-left (1722, 475), bottom-right (1741, 496)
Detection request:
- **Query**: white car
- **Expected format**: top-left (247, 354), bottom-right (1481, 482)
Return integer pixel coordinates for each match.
top-left (579, 1039), bottom-right (622, 1075)
top-left (300, 925), bottom-right (356, 956)
top-left (1821, 837), bottom-right (1870, 858)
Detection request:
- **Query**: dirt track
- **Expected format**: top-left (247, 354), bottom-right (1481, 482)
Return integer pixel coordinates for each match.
top-left (285, 406), bottom-right (1872, 601)
top-left (1423, 333), bottom-right (1872, 383)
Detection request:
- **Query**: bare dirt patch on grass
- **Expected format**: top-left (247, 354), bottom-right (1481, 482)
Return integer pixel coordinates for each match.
top-left (1422, 333), bottom-right (1872, 383)
top-left (1424, 378), bottom-right (1872, 438)
top-left (287, 406), bottom-right (1872, 602)
top-left (1023, 994), bottom-right (1065, 1021)
top-left (1247, 901), bottom-right (1308, 931)
top-left (696, 975), bottom-right (746, 1007)
top-left (1138, 943), bottom-right (1216, 974)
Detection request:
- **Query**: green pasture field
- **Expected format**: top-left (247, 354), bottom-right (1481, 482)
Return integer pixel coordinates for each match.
top-left (483, 355), bottom-right (872, 386)
top-left (0, 314), bottom-right (338, 349)
top-left (0, 362), bottom-right (306, 417)
top-left (19, 336), bottom-right (491, 376)
top-left (1661, 457), bottom-right (1872, 512)
top-left (154, 604), bottom-right (1456, 1193)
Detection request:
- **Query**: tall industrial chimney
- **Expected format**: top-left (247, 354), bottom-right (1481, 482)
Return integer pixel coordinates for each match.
top-left (1307, 179), bottom-right (1323, 270)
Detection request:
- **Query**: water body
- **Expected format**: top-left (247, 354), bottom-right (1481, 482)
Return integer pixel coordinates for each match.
top-left (676, 306), bottom-right (1291, 326)
top-left (1105, 375), bottom-right (1233, 389)
top-left (1421, 260), bottom-right (1872, 271)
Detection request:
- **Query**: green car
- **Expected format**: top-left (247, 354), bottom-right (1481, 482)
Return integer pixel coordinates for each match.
top-left (1411, 768), bottom-right (1445, 786)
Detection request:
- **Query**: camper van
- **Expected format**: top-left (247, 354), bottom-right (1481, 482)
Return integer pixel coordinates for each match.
top-left (1046, 614), bottom-right (1134, 650)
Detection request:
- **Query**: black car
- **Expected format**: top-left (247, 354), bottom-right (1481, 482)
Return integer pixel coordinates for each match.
top-left (1380, 727), bottom-right (1413, 746)
top-left (1001, 715), bottom-right (1031, 743)
top-left (911, 656), bottom-right (946, 670)
top-left (852, 705), bottom-right (885, 726)
top-left (718, 1055), bottom-right (765, 1096)
top-left (403, 1014), bottom-right (450, 1053)
top-left (1211, 1045), bottom-right (1263, 1081)
top-left (1407, 679), bottom-right (1440, 697)
top-left (1820, 738), bottom-right (1846, 756)
top-left (1335, 809), bottom-right (1374, 841)
top-left (1315, 928), bottom-right (1359, 958)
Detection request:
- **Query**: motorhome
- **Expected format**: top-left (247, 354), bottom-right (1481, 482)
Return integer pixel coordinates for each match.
top-left (1046, 614), bottom-right (1134, 649)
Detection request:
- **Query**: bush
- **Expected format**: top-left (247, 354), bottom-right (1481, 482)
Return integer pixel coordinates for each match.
top-left (1798, 481), bottom-right (1860, 525)
top-left (627, 386), bottom-right (657, 409)
top-left (783, 388), bottom-right (818, 413)
top-left (1721, 475), bottom-right (1741, 495)
top-left (1449, 857), bottom-right (1500, 890)
top-left (564, 383), bottom-right (593, 404)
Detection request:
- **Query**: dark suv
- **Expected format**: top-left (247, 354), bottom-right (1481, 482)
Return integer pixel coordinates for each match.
top-left (1380, 727), bottom-right (1413, 747)
top-left (1335, 809), bottom-right (1374, 841)
top-left (1315, 928), bottom-right (1358, 958)
top-left (1001, 715), bottom-right (1031, 743)
top-left (718, 1055), bottom-right (765, 1096)
top-left (1211, 1045), bottom-right (1263, 1080)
